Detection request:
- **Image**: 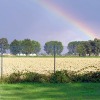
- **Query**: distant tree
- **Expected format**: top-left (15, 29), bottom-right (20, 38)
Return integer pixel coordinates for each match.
top-left (88, 39), bottom-right (100, 56)
top-left (10, 39), bottom-right (21, 55)
top-left (67, 38), bottom-right (100, 56)
top-left (84, 41), bottom-right (92, 56)
top-left (67, 41), bottom-right (80, 55)
top-left (21, 39), bottom-right (41, 55)
top-left (77, 43), bottom-right (86, 56)
top-left (0, 38), bottom-right (9, 53)
top-left (44, 41), bottom-right (63, 55)
top-left (31, 40), bottom-right (41, 54)
top-left (94, 38), bottom-right (100, 56)
top-left (88, 40), bottom-right (95, 55)
top-left (21, 39), bottom-right (33, 55)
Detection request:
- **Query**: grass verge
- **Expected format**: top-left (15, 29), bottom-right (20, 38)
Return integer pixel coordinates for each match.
top-left (0, 83), bottom-right (100, 100)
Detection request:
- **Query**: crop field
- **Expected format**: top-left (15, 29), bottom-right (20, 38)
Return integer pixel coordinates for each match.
top-left (1, 57), bottom-right (100, 76)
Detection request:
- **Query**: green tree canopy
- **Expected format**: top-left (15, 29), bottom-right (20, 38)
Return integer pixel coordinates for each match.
top-left (44, 41), bottom-right (63, 55)
top-left (31, 40), bottom-right (41, 54)
top-left (67, 38), bottom-right (100, 56)
top-left (0, 38), bottom-right (9, 53)
top-left (67, 41), bottom-right (80, 55)
top-left (10, 39), bottom-right (21, 55)
top-left (94, 38), bottom-right (100, 56)
top-left (10, 39), bottom-right (41, 55)
top-left (21, 39), bottom-right (41, 55)
top-left (77, 42), bottom-right (87, 56)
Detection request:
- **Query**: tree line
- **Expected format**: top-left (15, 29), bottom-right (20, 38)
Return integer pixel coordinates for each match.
top-left (67, 38), bottom-right (100, 56)
top-left (0, 38), bottom-right (100, 56)
top-left (0, 38), bottom-right (63, 56)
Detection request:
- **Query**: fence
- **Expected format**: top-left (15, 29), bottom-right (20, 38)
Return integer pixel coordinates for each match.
top-left (0, 44), bottom-right (3, 79)
top-left (0, 45), bottom-right (100, 79)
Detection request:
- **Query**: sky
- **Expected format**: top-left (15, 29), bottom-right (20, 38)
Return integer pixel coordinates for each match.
top-left (0, 0), bottom-right (100, 46)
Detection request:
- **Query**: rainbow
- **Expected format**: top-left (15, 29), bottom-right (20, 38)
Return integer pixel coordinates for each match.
top-left (33, 0), bottom-right (99, 39)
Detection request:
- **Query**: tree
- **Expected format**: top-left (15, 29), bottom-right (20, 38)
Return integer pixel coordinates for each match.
top-left (21, 39), bottom-right (34, 55)
top-left (10, 39), bottom-right (21, 55)
top-left (84, 41), bottom-right (92, 56)
top-left (21, 39), bottom-right (41, 55)
top-left (67, 41), bottom-right (80, 55)
top-left (89, 40), bottom-right (95, 55)
top-left (31, 40), bottom-right (41, 54)
top-left (77, 43), bottom-right (86, 56)
top-left (67, 39), bottom-right (100, 56)
top-left (0, 38), bottom-right (9, 53)
top-left (94, 38), bottom-right (100, 56)
top-left (44, 41), bottom-right (63, 55)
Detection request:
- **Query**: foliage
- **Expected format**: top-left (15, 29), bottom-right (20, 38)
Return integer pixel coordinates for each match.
top-left (23, 72), bottom-right (49, 83)
top-left (67, 41), bottom-right (80, 55)
top-left (3, 71), bottom-right (49, 83)
top-left (67, 38), bottom-right (100, 56)
top-left (77, 42), bottom-right (87, 56)
top-left (4, 71), bottom-right (22, 83)
top-left (0, 38), bottom-right (9, 53)
top-left (31, 40), bottom-right (41, 54)
top-left (44, 41), bottom-right (63, 55)
top-left (21, 39), bottom-right (34, 55)
top-left (10, 39), bottom-right (21, 55)
top-left (0, 37), bottom-right (100, 57)
top-left (1, 70), bottom-right (100, 83)
top-left (10, 39), bottom-right (41, 55)
top-left (50, 70), bottom-right (71, 83)
top-left (21, 39), bottom-right (41, 55)
top-left (72, 71), bottom-right (100, 82)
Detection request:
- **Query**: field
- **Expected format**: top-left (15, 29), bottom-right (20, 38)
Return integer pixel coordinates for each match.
top-left (0, 83), bottom-right (100, 100)
top-left (1, 57), bottom-right (100, 100)
top-left (2, 57), bottom-right (100, 76)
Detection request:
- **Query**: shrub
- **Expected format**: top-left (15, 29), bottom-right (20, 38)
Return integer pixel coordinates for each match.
top-left (87, 71), bottom-right (100, 82)
top-left (71, 71), bottom-right (100, 82)
top-left (1, 70), bottom-right (100, 83)
top-left (50, 70), bottom-right (71, 83)
top-left (2, 71), bottom-right (49, 83)
top-left (23, 72), bottom-right (49, 83)
top-left (5, 71), bottom-right (22, 83)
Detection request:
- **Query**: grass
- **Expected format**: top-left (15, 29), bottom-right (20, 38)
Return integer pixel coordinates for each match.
top-left (3, 55), bottom-right (100, 58)
top-left (0, 83), bottom-right (100, 100)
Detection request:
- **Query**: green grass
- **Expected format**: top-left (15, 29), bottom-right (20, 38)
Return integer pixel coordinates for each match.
top-left (3, 55), bottom-right (100, 58)
top-left (0, 83), bottom-right (100, 100)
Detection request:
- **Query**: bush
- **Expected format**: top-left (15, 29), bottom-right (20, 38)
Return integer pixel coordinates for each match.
top-left (1, 70), bottom-right (100, 83)
top-left (23, 72), bottom-right (49, 83)
top-left (50, 70), bottom-right (71, 83)
top-left (5, 71), bottom-right (22, 83)
top-left (71, 71), bottom-right (100, 82)
top-left (2, 71), bottom-right (49, 83)
top-left (90, 71), bottom-right (100, 82)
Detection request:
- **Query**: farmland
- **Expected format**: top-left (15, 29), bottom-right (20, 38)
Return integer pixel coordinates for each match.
top-left (2, 57), bottom-right (100, 76)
